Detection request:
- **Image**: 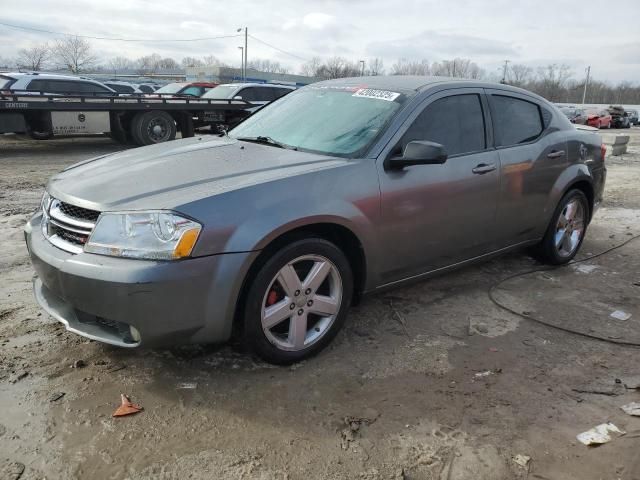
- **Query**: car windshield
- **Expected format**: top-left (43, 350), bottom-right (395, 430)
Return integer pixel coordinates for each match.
top-left (201, 85), bottom-right (240, 99)
top-left (155, 83), bottom-right (186, 94)
top-left (229, 86), bottom-right (409, 157)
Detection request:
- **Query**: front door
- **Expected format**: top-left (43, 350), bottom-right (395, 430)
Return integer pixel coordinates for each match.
top-left (376, 89), bottom-right (500, 285)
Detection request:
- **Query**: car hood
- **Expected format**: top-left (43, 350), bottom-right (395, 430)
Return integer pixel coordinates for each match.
top-left (47, 136), bottom-right (350, 211)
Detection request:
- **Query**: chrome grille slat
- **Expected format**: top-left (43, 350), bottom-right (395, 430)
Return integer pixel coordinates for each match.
top-left (43, 197), bottom-right (100, 254)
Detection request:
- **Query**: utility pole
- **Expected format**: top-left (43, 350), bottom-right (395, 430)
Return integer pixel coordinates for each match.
top-left (359, 60), bottom-right (365, 76)
top-left (582, 66), bottom-right (591, 105)
top-left (238, 47), bottom-right (244, 80)
top-left (244, 27), bottom-right (248, 82)
top-left (237, 27), bottom-right (248, 81)
top-left (501, 60), bottom-right (510, 84)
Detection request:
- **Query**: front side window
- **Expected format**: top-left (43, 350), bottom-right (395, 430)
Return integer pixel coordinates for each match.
top-left (491, 95), bottom-right (543, 146)
top-left (230, 86), bottom-right (409, 157)
top-left (400, 94), bottom-right (486, 156)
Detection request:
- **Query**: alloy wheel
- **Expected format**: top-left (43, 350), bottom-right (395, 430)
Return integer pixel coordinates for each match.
top-left (261, 254), bottom-right (342, 351)
top-left (555, 199), bottom-right (585, 257)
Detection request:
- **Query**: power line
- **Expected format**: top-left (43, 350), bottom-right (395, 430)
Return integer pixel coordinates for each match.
top-left (0, 20), bottom-right (242, 42)
top-left (248, 34), bottom-right (308, 62)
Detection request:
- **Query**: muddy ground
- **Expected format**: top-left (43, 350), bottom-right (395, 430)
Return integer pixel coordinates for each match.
top-left (1, 129), bottom-right (639, 480)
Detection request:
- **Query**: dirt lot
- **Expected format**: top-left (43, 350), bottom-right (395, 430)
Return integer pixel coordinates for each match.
top-left (1, 130), bottom-right (639, 480)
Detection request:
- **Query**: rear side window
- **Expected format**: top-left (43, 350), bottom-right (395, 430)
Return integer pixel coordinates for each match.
top-left (181, 86), bottom-right (202, 96)
top-left (107, 84), bottom-right (134, 93)
top-left (252, 88), bottom-right (276, 102)
top-left (272, 87), bottom-right (292, 99)
top-left (491, 95), bottom-right (543, 146)
top-left (401, 94), bottom-right (486, 156)
top-left (138, 85), bottom-right (154, 93)
top-left (0, 76), bottom-right (13, 89)
top-left (237, 88), bottom-right (258, 102)
top-left (26, 79), bottom-right (48, 92)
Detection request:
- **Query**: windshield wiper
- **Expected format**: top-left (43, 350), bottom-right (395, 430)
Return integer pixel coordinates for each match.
top-left (236, 136), bottom-right (296, 150)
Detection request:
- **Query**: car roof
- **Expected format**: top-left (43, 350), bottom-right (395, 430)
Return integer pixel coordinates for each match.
top-left (312, 75), bottom-right (545, 98)
top-left (217, 83), bottom-right (295, 89)
top-left (5, 72), bottom-right (102, 82)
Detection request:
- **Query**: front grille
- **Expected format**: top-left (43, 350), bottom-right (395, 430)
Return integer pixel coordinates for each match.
top-left (43, 197), bottom-right (99, 254)
top-left (58, 202), bottom-right (100, 222)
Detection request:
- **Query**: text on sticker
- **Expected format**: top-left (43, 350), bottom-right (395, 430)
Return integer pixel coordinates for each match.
top-left (352, 89), bottom-right (401, 101)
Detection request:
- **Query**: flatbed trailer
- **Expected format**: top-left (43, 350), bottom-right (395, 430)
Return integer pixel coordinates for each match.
top-left (0, 92), bottom-right (254, 145)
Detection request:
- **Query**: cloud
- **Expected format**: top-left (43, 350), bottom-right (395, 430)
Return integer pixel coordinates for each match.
top-left (367, 30), bottom-right (518, 61)
top-left (302, 13), bottom-right (335, 30)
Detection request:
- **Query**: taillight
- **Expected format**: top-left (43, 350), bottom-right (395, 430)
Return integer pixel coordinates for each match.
top-left (601, 143), bottom-right (606, 163)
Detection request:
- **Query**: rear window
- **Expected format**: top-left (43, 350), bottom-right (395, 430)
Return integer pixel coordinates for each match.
top-left (491, 95), bottom-right (543, 147)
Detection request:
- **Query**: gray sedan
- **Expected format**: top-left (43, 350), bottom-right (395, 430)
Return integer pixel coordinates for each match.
top-left (25, 76), bottom-right (606, 364)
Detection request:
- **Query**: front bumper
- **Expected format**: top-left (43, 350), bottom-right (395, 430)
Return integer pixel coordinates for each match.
top-left (25, 213), bottom-right (257, 347)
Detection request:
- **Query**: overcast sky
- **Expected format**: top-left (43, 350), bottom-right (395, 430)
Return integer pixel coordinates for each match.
top-left (1, 0), bottom-right (639, 83)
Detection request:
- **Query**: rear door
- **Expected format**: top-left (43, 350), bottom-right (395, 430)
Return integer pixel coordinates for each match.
top-left (376, 89), bottom-right (501, 284)
top-left (486, 89), bottom-right (567, 246)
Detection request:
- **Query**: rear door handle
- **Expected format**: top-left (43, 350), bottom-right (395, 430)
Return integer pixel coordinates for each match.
top-left (472, 163), bottom-right (497, 174)
top-left (547, 150), bottom-right (565, 159)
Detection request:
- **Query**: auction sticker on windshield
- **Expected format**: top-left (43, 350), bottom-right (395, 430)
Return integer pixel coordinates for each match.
top-left (352, 88), bottom-right (401, 101)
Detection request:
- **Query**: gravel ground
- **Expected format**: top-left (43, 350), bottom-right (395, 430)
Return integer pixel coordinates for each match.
top-left (1, 130), bottom-right (639, 480)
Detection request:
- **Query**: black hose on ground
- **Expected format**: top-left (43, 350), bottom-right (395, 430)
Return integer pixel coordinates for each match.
top-left (488, 233), bottom-right (640, 347)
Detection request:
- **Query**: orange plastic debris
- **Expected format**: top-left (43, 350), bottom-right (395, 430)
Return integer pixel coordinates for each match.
top-left (112, 394), bottom-right (143, 417)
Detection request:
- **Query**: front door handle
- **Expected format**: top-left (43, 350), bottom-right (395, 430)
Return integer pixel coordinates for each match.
top-left (472, 163), bottom-right (497, 174)
top-left (547, 150), bottom-right (565, 159)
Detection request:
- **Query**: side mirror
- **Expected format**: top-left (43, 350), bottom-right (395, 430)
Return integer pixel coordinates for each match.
top-left (388, 141), bottom-right (448, 170)
top-left (233, 95), bottom-right (243, 100)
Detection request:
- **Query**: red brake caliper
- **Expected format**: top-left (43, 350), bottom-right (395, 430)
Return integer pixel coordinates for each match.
top-left (267, 289), bottom-right (278, 306)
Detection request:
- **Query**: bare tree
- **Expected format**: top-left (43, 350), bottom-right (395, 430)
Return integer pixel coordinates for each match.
top-left (17, 43), bottom-right (50, 71)
top-left (507, 64), bottom-right (533, 87)
top-left (391, 58), bottom-right (430, 76)
top-left (316, 57), bottom-right (360, 79)
top-left (248, 59), bottom-right (290, 74)
top-left (53, 36), bottom-right (97, 73)
top-left (367, 57), bottom-right (385, 76)
top-left (535, 64), bottom-right (572, 102)
top-left (181, 57), bottom-right (204, 68)
top-left (108, 56), bottom-right (134, 74)
top-left (158, 57), bottom-right (179, 69)
top-left (203, 54), bottom-right (224, 66)
top-left (136, 54), bottom-right (162, 74)
top-left (300, 57), bottom-right (323, 77)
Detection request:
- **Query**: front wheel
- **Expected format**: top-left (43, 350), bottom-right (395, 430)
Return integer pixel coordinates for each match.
top-left (534, 189), bottom-right (589, 265)
top-left (243, 238), bottom-right (353, 364)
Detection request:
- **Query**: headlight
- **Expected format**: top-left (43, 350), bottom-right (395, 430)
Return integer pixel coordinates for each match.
top-left (84, 211), bottom-right (201, 260)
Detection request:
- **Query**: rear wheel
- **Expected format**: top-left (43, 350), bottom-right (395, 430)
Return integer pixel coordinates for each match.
top-left (131, 111), bottom-right (176, 146)
top-left (243, 238), bottom-right (353, 364)
top-left (534, 189), bottom-right (589, 265)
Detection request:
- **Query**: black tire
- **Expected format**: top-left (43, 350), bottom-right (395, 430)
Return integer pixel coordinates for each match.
top-left (534, 189), bottom-right (589, 265)
top-left (131, 111), bottom-right (176, 146)
top-left (28, 129), bottom-right (53, 140)
top-left (243, 238), bottom-right (353, 365)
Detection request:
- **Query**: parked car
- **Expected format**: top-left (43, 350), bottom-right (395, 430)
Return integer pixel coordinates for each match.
top-left (103, 81), bottom-right (143, 95)
top-left (199, 82), bottom-right (296, 129)
top-left (625, 109), bottom-right (638, 126)
top-left (26, 77), bottom-right (606, 364)
top-left (152, 82), bottom-right (218, 97)
top-left (608, 105), bottom-right (630, 129)
top-left (560, 106), bottom-right (588, 124)
top-left (1, 72), bottom-right (116, 96)
top-left (201, 83), bottom-right (295, 111)
top-left (585, 109), bottom-right (612, 129)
